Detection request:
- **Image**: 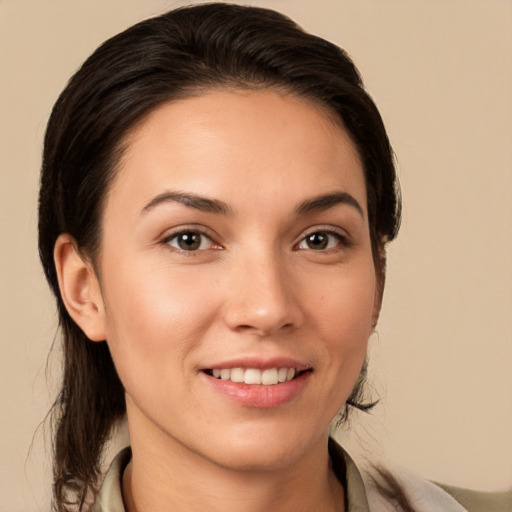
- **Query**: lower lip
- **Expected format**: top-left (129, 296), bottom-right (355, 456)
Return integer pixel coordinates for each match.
top-left (202, 371), bottom-right (311, 408)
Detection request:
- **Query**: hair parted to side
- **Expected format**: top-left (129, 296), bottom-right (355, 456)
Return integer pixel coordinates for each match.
top-left (38, 3), bottom-right (401, 511)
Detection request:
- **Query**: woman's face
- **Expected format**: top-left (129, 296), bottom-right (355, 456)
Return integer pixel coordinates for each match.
top-left (95, 89), bottom-right (378, 470)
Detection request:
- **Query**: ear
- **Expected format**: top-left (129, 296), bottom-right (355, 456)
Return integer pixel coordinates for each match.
top-left (371, 269), bottom-right (385, 329)
top-left (371, 292), bottom-right (382, 330)
top-left (54, 234), bottom-right (107, 342)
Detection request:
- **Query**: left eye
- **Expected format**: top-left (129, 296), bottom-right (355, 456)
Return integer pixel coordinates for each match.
top-left (297, 231), bottom-right (342, 251)
top-left (166, 231), bottom-right (214, 251)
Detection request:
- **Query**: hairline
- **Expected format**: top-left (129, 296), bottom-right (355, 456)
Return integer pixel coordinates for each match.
top-left (87, 82), bottom-right (380, 282)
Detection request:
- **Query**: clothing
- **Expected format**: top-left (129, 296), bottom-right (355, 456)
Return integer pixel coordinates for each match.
top-left (91, 439), bottom-right (511, 512)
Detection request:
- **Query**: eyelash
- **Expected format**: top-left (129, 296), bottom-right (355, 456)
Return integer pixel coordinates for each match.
top-left (162, 227), bottom-right (350, 255)
top-left (162, 228), bottom-right (220, 255)
top-left (295, 229), bottom-right (350, 252)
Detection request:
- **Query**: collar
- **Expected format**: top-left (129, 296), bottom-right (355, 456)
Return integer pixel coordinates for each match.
top-left (91, 440), bottom-right (370, 512)
top-left (91, 438), bottom-right (471, 512)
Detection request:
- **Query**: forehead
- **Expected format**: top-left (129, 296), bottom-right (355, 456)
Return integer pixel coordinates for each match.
top-left (107, 88), bottom-right (366, 216)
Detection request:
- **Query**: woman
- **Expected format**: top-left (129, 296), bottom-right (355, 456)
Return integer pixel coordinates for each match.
top-left (37, 4), bottom-right (509, 512)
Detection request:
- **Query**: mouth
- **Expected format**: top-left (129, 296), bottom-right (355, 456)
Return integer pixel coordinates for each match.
top-left (203, 367), bottom-right (311, 386)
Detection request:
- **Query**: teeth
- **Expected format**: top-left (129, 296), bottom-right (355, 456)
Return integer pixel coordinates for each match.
top-left (230, 368), bottom-right (245, 383)
top-left (244, 368), bottom-right (262, 385)
top-left (261, 368), bottom-right (278, 385)
top-left (209, 367), bottom-right (299, 385)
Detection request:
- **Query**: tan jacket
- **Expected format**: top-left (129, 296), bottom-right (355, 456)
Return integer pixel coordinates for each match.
top-left (91, 440), bottom-right (511, 512)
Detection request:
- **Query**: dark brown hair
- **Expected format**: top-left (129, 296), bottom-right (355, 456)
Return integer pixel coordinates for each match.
top-left (38, 3), bottom-right (401, 510)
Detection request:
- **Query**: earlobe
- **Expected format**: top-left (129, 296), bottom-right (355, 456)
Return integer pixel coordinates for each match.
top-left (372, 273), bottom-right (384, 330)
top-left (371, 306), bottom-right (380, 331)
top-left (54, 234), bottom-right (107, 342)
top-left (372, 290), bottom-right (381, 328)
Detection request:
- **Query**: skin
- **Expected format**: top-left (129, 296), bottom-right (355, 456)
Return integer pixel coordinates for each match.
top-left (55, 89), bottom-right (380, 512)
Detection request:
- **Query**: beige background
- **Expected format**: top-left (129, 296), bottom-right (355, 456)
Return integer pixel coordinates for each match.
top-left (1, 1), bottom-right (511, 511)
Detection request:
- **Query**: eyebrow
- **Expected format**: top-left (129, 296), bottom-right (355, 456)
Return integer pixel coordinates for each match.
top-left (296, 191), bottom-right (364, 218)
top-left (141, 189), bottom-right (364, 218)
top-left (141, 191), bottom-right (232, 216)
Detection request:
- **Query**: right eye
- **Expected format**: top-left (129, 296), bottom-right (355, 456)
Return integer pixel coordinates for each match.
top-left (296, 230), bottom-right (347, 252)
top-left (165, 231), bottom-right (216, 252)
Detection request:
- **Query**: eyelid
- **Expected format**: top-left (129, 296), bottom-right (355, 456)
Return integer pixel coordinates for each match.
top-left (294, 226), bottom-right (352, 250)
top-left (160, 225), bottom-right (223, 252)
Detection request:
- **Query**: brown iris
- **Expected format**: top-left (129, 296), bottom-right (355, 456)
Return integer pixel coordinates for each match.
top-left (304, 232), bottom-right (329, 250)
top-left (176, 232), bottom-right (202, 250)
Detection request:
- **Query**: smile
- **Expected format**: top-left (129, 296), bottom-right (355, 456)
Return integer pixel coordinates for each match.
top-left (202, 364), bottom-right (312, 407)
top-left (204, 367), bottom-right (304, 385)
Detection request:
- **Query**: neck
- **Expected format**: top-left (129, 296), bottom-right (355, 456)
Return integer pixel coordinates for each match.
top-left (122, 413), bottom-right (344, 512)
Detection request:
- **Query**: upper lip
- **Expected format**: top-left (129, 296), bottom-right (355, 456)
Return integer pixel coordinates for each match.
top-left (200, 356), bottom-right (312, 372)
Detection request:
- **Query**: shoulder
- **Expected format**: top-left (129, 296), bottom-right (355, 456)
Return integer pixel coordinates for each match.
top-left (329, 437), bottom-right (511, 512)
top-left (435, 482), bottom-right (512, 512)
top-left (364, 463), bottom-right (511, 512)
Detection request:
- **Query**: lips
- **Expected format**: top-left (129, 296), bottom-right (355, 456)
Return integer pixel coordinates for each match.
top-left (201, 360), bottom-right (312, 408)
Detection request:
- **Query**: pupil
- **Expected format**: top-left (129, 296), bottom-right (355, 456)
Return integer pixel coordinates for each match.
top-left (178, 232), bottom-right (200, 250)
top-left (307, 233), bottom-right (327, 250)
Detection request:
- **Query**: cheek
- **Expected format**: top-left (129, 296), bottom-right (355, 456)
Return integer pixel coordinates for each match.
top-left (311, 264), bottom-right (376, 339)
top-left (308, 264), bottom-right (376, 387)
top-left (99, 261), bottom-right (222, 384)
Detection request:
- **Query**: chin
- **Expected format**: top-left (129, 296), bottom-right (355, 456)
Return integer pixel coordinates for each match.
top-left (210, 445), bottom-right (305, 473)
top-left (197, 421), bottom-right (327, 473)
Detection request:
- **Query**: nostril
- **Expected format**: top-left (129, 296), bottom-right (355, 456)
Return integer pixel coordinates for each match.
top-left (235, 321), bottom-right (294, 336)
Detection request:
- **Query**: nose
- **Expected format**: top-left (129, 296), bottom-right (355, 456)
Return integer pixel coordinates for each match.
top-left (222, 253), bottom-right (303, 336)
